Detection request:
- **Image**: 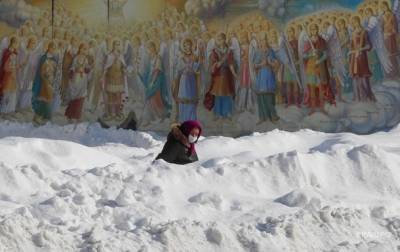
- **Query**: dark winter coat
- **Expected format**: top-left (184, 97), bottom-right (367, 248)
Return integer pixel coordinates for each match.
top-left (155, 126), bottom-right (199, 165)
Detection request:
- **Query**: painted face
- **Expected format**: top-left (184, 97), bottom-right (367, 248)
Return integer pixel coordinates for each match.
top-left (80, 45), bottom-right (88, 55)
top-left (216, 35), bottom-right (225, 48)
top-left (10, 38), bottom-right (19, 49)
top-left (287, 28), bottom-right (294, 39)
top-left (183, 41), bottom-right (192, 54)
top-left (28, 38), bottom-right (37, 49)
top-left (310, 25), bottom-right (318, 36)
top-left (133, 38), bottom-right (140, 47)
top-left (351, 18), bottom-right (360, 28)
top-left (114, 41), bottom-right (122, 52)
top-left (48, 43), bottom-right (57, 54)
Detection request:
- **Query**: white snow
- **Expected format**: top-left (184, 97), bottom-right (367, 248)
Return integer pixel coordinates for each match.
top-left (0, 122), bottom-right (400, 251)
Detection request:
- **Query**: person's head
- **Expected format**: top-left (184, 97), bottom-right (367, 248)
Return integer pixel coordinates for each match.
top-left (147, 41), bottom-right (158, 56)
top-left (309, 23), bottom-right (319, 36)
top-left (27, 37), bottom-right (37, 50)
top-left (216, 32), bottom-right (227, 48)
top-left (322, 21), bottom-right (330, 31)
top-left (47, 41), bottom-right (57, 54)
top-left (380, 1), bottom-right (390, 12)
top-left (351, 15), bottom-right (362, 28)
top-left (286, 27), bottom-right (295, 40)
top-left (9, 36), bottom-right (19, 49)
top-left (113, 39), bottom-right (122, 54)
top-left (365, 7), bottom-right (373, 17)
top-left (78, 42), bottom-right (88, 55)
top-left (180, 120), bottom-right (202, 144)
top-left (132, 35), bottom-right (141, 47)
top-left (182, 38), bottom-right (193, 55)
top-left (337, 18), bottom-right (346, 29)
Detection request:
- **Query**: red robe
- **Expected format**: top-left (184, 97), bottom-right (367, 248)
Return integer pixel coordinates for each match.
top-left (303, 36), bottom-right (335, 107)
top-left (209, 48), bottom-right (235, 97)
top-left (349, 30), bottom-right (372, 78)
top-left (0, 49), bottom-right (15, 97)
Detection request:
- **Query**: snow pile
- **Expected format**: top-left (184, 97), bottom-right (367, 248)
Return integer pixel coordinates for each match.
top-left (0, 123), bottom-right (400, 251)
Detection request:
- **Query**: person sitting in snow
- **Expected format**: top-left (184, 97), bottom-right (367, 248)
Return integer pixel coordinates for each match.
top-left (155, 120), bottom-right (202, 165)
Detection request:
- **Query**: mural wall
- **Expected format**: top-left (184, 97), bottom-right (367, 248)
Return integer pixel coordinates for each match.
top-left (0, 0), bottom-right (400, 136)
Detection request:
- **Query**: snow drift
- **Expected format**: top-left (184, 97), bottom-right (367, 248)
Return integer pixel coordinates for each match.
top-left (0, 122), bottom-right (400, 251)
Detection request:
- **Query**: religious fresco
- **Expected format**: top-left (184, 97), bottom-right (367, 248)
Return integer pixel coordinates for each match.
top-left (0, 0), bottom-right (399, 136)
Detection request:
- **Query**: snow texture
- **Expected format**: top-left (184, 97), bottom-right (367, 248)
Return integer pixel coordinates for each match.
top-left (0, 122), bottom-right (400, 251)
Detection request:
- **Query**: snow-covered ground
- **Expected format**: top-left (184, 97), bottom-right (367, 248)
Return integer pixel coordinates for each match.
top-left (0, 122), bottom-right (399, 252)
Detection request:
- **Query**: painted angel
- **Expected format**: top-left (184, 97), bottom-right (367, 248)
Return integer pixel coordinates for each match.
top-left (207, 32), bottom-right (237, 121)
top-left (138, 41), bottom-right (171, 126)
top-left (349, 16), bottom-right (376, 103)
top-left (64, 43), bottom-right (92, 122)
top-left (0, 37), bottom-right (19, 115)
top-left (275, 30), bottom-right (302, 108)
top-left (102, 39), bottom-right (130, 120)
top-left (320, 21), bottom-right (348, 102)
top-left (88, 38), bottom-right (108, 112)
top-left (363, 7), bottom-right (393, 83)
top-left (381, 1), bottom-right (399, 78)
top-left (252, 34), bottom-right (280, 124)
top-left (298, 23), bottom-right (335, 114)
top-left (173, 38), bottom-right (201, 122)
top-left (236, 31), bottom-right (256, 113)
top-left (16, 37), bottom-right (43, 111)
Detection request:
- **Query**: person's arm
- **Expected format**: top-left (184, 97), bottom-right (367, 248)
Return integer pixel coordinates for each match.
top-left (175, 151), bottom-right (198, 165)
top-left (155, 140), bottom-right (180, 163)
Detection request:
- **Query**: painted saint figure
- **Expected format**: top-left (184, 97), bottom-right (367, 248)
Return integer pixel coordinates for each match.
top-left (336, 18), bottom-right (352, 93)
top-left (381, 2), bottom-right (399, 79)
top-left (236, 31), bottom-right (255, 112)
top-left (284, 27), bottom-right (301, 107)
top-left (103, 40), bottom-right (128, 120)
top-left (139, 41), bottom-right (171, 126)
top-left (17, 37), bottom-right (42, 111)
top-left (0, 37), bottom-right (19, 115)
top-left (173, 38), bottom-right (200, 122)
top-left (208, 33), bottom-right (237, 121)
top-left (349, 16), bottom-right (376, 102)
top-left (65, 43), bottom-right (91, 122)
top-left (32, 41), bottom-right (58, 125)
top-left (253, 35), bottom-right (280, 124)
top-left (302, 24), bottom-right (335, 114)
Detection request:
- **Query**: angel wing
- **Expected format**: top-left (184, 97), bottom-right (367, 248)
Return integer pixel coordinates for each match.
top-left (95, 42), bottom-right (107, 70)
top-left (230, 37), bottom-right (241, 70)
top-left (230, 36), bottom-right (241, 92)
top-left (298, 30), bottom-right (308, 90)
top-left (248, 37), bottom-right (258, 84)
top-left (277, 34), bottom-right (303, 90)
top-left (206, 38), bottom-right (215, 71)
top-left (139, 44), bottom-right (150, 78)
top-left (325, 25), bottom-right (347, 87)
top-left (0, 37), bottom-right (9, 67)
top-left (393, 0), bottom-right (400, 30)
top-left (123, 40), bottom-right (133, 68)
top-left (169, 40), bottom-right (180, 82)
top-left (159, 41), bottom-right (169, 72)
top-left (365, 15), bottom-right (393, 73)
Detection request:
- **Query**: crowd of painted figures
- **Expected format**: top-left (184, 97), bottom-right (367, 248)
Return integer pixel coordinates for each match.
top-left (0, 0), bottom-right (399, 127)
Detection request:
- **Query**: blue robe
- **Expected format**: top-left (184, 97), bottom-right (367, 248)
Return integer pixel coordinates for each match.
top-left (176, 57), bottom-right (199, 122)
top-left (32, 54), bottom-right (57, 120)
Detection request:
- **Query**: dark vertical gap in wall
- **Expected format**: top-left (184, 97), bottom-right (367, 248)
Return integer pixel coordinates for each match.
top-left (51, 0), bottom-right (54, 39)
